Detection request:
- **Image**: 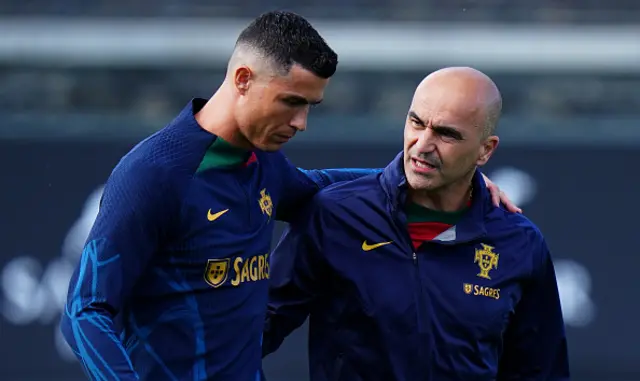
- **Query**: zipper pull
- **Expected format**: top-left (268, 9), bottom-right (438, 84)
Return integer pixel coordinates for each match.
top-left (412, 252), bottom-right (417, 265)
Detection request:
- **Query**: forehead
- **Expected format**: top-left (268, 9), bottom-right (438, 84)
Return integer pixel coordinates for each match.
top-left (268, 65), bottom-right (329, 100)
top-left (411, 83), bottom-right (486, 131)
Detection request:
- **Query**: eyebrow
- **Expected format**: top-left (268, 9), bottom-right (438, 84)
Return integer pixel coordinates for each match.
top-left (283, 94), bottom-right (323, 105)
top-left (408, 111), bottom-right (425, 126)
top-left (408, 110), bottom-right (464, 139)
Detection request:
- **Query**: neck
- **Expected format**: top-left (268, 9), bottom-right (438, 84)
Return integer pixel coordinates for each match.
top-left (409, 171), bottom-right (474, 212)
top-left (194, 83), bottom-right (253, 150)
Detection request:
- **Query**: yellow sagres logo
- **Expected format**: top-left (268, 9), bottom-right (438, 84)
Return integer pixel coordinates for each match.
top-left (464, 283), bottom-right (500, 300)
top-left (258, 189), bottom-right (273, 218)
top-left (207, 208), bottom-right (229, 222)
top-left (362, 240), bottom-right (392, 251)
top-left (474, 243), bottom-right (499, 280)
top-left (204, 254), bottom-right (270, 288)
top-left (204, 259), bottom-right (230, 288)
top-left (231, 253), bottom-right (270, 286)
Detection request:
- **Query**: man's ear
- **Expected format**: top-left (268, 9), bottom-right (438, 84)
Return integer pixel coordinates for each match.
top-left (477, 136), bottom-right (499, 166)
top-left (234, 66), bottom-right (252, 95)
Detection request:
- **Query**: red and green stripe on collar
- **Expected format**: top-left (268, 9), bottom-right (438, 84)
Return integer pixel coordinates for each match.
top-left (405, 202), bottom-right (468, 249)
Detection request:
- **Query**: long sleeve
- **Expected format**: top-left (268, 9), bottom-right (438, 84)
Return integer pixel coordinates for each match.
top-left (60, 161), bottom-right (180, 380)
top-left (299, 167), bottom-right (381, 189)
top-left (263, 201), bottom-right (330, 357)
top-left (275, 153), bottom-right (380, 222)
top-left (497, 238), bottom-right (570, 381)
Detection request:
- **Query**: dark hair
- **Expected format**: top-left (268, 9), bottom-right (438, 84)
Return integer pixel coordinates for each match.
top-left (236, 11), bottom-right (338, 79)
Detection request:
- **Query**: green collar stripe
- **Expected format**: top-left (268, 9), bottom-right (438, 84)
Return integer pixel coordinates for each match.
top-left (405, 202), bottom-right (467, 225)
top-left (196, 138), bottom-right (250, 173)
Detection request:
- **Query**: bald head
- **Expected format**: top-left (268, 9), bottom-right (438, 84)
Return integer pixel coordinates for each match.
top-left (403, 66), bottom-right (502, 203)
top-left (414, 67), bottom-right (502, 138)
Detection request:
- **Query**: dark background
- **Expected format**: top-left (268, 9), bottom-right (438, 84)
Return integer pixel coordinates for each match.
top-left (0, 140), bottom-right (637, 380)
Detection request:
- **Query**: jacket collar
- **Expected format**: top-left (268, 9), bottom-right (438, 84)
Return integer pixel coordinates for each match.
top-left (380, 152), bottom-right (489, 243)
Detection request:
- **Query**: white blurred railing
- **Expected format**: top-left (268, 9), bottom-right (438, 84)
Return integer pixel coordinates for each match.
top-left (0, 18), bottom-right (639, 72)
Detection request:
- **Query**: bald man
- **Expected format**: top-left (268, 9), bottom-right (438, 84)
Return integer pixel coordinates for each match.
top-left (263, 67), bottom-right (570, 381)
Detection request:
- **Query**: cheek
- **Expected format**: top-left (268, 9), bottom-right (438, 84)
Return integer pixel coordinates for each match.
top-left (403, 127), bottom-right (418, 152)
top-left (265, 101), bottom-right (293, 119)
top-left (264, 111), bottom-right (292, 131)
top-left (444, 146), bottom-right (478, 169)
top-left (238, 97), bottom-right (262, 124)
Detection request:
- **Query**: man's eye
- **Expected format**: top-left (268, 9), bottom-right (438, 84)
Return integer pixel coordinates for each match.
top-left (441, 131), bottom-right (461, 140)
top-left (283, 98), bottom-right (304, 106)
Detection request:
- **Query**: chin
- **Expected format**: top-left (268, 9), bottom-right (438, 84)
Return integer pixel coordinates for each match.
top-left (258, 142), bottom-right (284, 152)
top-left (246, 138), bottom-right (274, 152)
top-left (406, 172), bottom-right (440, 192)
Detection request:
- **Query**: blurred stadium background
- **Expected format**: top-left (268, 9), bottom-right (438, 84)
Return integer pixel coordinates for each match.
top-left (1, 1), bottom-right (639, 380)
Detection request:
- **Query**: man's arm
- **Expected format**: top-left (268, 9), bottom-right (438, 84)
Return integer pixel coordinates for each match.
top-left (497, 236), bottom-right (570, 381)
top-left (274, 155), bottom-right (520, 222)
top-left (60, 162), bottom-right (179, 380)
top-left (274, 154), bottom-right (379, 222)
top-left (299, 167), bottom-right (380, 189)
top-left (263, 201), bottom-right (329, 357)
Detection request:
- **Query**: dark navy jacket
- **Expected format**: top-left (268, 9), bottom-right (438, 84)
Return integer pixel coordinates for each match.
top-left (264, 153), bottom-right (570, 381)
top-left (59, 98), bottom-right (379, 381)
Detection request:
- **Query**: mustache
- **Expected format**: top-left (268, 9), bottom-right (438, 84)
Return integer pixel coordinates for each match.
top-left (414, 153), bottom-right (442, 168)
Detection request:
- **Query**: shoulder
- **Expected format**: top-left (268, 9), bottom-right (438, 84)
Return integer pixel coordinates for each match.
top-left (121, 120), bottom-right (215, 176)
top-left (253, 151), bottom-right (301, 186)
top-left (256, 150), bottom-right (292, 170)
top-left (485, 208), bottom-right (549, 273)
top-left (100, 159), bottom-right (177, 213)
top-left (296, 174), bottom-right (384, 226)
top-left (111, 152), bottom-right (173, 186)
top-left (486, 205), bottom-right (544, 241)
top-left (315, 173), bottom-right (382, 206)
top-left (107, 139), bottom-right (191, 202)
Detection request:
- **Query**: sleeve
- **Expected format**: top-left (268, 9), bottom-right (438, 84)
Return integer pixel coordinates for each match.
top-left (275, 154), bottom-right (381, 222)
top-left (59, 161), bottom-right (180, 381)
top-left (263, 200), bottom-right (330, 357)
top-left (497, 236), bottom-right (570, 381)
top-left (298, 167), bottom-right (382, 189)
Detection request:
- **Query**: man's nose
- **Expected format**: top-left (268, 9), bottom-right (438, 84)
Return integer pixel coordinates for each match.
top-left (289, 107), bottom-right (309, 131)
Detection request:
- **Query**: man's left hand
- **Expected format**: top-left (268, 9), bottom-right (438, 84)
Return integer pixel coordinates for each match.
top-left (482, 173), bottom-right (522, 213)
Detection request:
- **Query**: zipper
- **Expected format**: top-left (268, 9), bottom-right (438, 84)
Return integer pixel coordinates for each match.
top-left (396, 206), bottom-right (427, 375)
top-left (390, 190), bottom-right (484, 375)
top-left (411, 248), bottom-right (428, 375)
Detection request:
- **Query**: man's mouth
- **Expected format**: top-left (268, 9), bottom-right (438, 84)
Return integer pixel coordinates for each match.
top-left (411, 157), bottom-right (437, 173)
top-left (274, 134), bottom-right (293, 142)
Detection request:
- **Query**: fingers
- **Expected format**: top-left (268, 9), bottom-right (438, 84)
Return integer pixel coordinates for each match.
top-left (500, 191), bottom-right (523, 213)
top-left (491, 186), bottom-right (501, 207)
top-left (483, 173), bottom-right (522, 213)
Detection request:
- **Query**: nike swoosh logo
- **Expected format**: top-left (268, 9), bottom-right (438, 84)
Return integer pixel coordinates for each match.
top-left (207, 209), bottom-right (229, 222)
top-left (362, 240), bottom-right (392, 251)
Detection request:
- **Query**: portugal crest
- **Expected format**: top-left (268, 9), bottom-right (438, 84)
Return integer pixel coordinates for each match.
top-left (258, 188), bottom-right (273, 218)
top-left (474, 244), bottom-right (499, 280)
top-left (204, 258), bottom-right (230, 288)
